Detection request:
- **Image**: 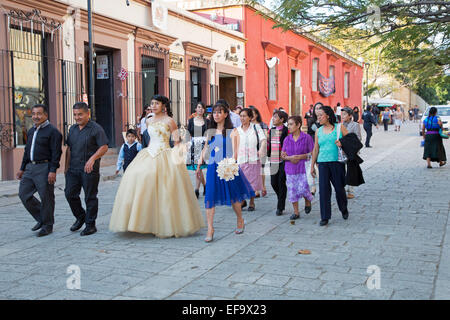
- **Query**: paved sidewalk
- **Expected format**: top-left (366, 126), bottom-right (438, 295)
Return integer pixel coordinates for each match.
top-left (0, 122), bottom-right (449, 300)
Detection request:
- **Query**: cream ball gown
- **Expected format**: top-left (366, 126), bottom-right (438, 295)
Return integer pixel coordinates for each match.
top-left (109, 121), bottom-right (205, 237)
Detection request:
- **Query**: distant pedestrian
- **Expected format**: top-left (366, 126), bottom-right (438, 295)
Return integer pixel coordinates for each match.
top-left (249, 105), bottom-right (269, 197)
top-left (17, 104), bottom-right (62, 237)
top-left (310, 106), bottom-right (349, 226)
top-left (267, 110), bottom-right (289, 216)
top-left (394, 107), bottom-right (403, 131)
top-left (141, 112), bottom-right (154, 148)
top-left (335, 102), bottom-right (342, 122)
top-left (382, 108), bottom-right (391, 131)
top-left (281, 116), bottom-right (314, 220)
top-left (236, 108), bottom-right (267, 211)
top-left (414, 106), bottom-right (419, 123)
top-left (422, 107), bottom-right (447, 168)
top-left (362, 106), bottom-right (379, 148)
top-left (352, 106), bottom-right (360, 123)
top-left (65, 102), bottom-right (109, 236)
top-left (138, 104), bottom-right (152, 136)
top-left (408, 108), bottom-right (414, 122)
top-left (115, 129), bottom-right (142, 175)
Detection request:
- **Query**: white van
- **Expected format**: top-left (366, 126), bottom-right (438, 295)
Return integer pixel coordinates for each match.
top-left (419, 105), bottom-right (450, 135)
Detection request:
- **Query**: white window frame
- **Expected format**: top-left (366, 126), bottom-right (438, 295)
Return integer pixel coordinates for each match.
top-left (312, 58), bottom-right (319, 91)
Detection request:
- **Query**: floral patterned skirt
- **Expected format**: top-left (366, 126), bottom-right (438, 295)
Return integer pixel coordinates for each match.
top-left (186, 137), bottom-right (207, 170)
top-left (286, 173), bottom-right (314, 203)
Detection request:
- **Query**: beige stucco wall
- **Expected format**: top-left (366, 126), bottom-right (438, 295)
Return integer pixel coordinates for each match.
top-left (57, 0), bottom-right (246, 85)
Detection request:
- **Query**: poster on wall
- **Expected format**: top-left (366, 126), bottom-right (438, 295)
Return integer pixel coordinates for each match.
top-left (96, 55), bottom-right (109, 80)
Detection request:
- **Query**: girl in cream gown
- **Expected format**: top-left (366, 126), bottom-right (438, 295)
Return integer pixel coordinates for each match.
top-left (109, 95), bottom-right (205, 237)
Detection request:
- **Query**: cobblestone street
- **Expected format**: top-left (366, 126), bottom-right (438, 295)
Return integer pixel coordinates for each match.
top-left (0, 122), bottom-right (449, 300)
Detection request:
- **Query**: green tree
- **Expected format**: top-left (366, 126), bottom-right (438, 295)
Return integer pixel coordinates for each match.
top-left (254, 0), bottom-right (450, 88)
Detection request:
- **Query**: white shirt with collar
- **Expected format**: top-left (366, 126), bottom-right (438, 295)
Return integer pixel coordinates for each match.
top-left (30, 120), bottom-right (50, 162)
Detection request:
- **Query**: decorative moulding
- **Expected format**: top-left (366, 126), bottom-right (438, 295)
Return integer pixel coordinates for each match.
top-left (286, 46), bottom-right (308, 60)
top-left (261, 41), bottom-right (284, 54)
top-left (327, 53), bottom-right (339, 62)
top-left (135, 28), bottom-right (177, 47)
top-left (308, 44), bottom-right (324, 55)
top-left (182, 41), bottom-right (217, 58)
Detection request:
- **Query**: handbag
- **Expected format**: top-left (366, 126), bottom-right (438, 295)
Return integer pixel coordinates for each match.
top-left (253, 124), bottom-right (260, 151)
top-left (336, 124), bottom-right (348, 163)
top-left (439, 128), bottom-right (449, 139)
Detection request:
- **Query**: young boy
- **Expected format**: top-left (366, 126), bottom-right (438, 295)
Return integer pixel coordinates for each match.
top-left (267, 110), bottom-right (289, 216)
top-left (116, 129), bottom-right (142, 175)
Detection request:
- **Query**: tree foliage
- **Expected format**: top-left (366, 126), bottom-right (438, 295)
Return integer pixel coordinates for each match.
top-left (255, 0), bottom-right (450, 91)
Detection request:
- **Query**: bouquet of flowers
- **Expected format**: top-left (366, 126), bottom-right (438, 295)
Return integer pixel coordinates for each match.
top-left (217, 158), bottom-right (239, 181)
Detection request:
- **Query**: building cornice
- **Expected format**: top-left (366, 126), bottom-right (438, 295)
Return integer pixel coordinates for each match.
top-left (262, 41), bottom-right (284, 54)
top-left (183, 41), bottom-right (217, 57)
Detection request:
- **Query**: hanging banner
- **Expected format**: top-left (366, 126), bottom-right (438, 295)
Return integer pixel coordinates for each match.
top-left (318, 73), bottom-right (335, 97)
top-left (152, 0), bottom-right (168, 31)
top-left (265, 57), bottom-right (279, 69)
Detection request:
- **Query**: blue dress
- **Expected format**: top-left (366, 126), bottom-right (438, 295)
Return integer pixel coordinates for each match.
top-left (205, 133), bottom-right (255, 209)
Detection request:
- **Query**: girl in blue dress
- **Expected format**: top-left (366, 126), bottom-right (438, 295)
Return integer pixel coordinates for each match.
top-left (196, 102), bottom-right (255, 242)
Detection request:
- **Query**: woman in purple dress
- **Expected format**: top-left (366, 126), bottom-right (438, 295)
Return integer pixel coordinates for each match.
top-left (281, 116), bottom-right (315, 220)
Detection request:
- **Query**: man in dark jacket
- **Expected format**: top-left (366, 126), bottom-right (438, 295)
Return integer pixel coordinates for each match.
top-left (362, 106), bottom-right (379, 147)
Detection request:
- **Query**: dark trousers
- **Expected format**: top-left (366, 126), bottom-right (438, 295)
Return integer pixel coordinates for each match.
top-left (318, 162), bottom-right (347, 221)
top-left (383, 119), bottom-right (389, 131)
top-left (19, 163), bottom-right (55, 229)
top-left (64, 168), bottom-right (100, 226)
top-left (364, 125), bottom-right (373, 147)
top-left (270, 162), bottom-right (287, 211)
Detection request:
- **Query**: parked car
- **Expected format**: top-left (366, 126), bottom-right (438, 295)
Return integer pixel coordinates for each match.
top-left (419, 105), bottom-right (450, 135)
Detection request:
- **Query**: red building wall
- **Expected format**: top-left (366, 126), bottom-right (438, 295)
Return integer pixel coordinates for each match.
top-left (193, 5), bottom-right (364, 124)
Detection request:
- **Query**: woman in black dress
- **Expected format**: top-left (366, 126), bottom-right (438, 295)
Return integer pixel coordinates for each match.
top-left (186, 102), bottom-right (210, 197)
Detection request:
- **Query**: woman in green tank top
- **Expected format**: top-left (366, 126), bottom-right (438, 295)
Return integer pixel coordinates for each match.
top-left (310, 106), bottom-right (349, 226)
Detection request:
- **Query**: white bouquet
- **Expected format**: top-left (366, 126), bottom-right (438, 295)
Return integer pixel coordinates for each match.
top-left (217, 158), bottom-right (240, 181)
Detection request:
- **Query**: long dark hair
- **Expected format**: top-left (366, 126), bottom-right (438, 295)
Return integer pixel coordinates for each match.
top-left (320, 106), bottom-right (337, 126)
top-left (248, 105), bottom-right (262, 123)
top-left (151, 95), bottom-right (172, 117)
top-left (140, 104), bottom-right (150, 121)
top-left (208, 101), bottom-right (233, 138)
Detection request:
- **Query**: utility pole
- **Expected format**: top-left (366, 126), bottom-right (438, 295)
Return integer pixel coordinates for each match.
top-left (365, 62), bottom-right (370, 108)
top-left (88, 0), bottom-right (95, 120)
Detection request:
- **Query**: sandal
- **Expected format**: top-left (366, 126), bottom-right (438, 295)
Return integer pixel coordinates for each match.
top-left (427, 165), bottom-right (432, 169)
top-left (439, 161), bottom-right (446, 167)
top-left (262, 189), bottom-right (267, 197)
top-left (248, 206), bottom-right (255, 212)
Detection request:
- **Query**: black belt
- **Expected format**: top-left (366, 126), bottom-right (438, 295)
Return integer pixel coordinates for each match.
top-left (30, 160), bottom-right (49, 164)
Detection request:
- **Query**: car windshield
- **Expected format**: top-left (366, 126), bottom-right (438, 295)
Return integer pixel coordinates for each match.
top-left (424, 107), bottom-right (450, 117)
